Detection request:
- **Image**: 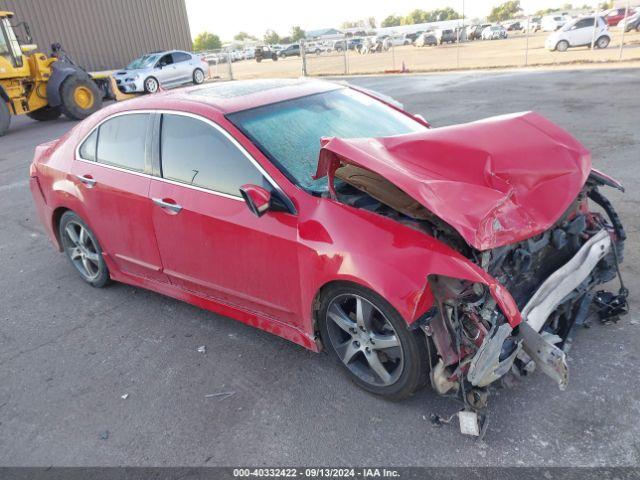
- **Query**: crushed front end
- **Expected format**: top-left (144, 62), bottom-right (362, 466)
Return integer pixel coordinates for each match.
top-left (424, 174), bottom-right (626, 408)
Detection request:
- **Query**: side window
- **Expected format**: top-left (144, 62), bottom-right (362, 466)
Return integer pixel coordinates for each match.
top-left (79, 129), bottom-right (98, 161)
top-left (172, 52), bottom-right (191, 63)
top-left (160, 114), bottom-right (266, 196)
top-left (96, 114), bottom-right (149, 172)
top-left (158, 54), bottom-right (173, 67)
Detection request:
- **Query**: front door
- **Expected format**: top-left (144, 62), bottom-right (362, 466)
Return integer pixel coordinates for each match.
top-left (149, 112), bottom-right (302, 325)
top-left (71, 112), bottom-right (168, 283)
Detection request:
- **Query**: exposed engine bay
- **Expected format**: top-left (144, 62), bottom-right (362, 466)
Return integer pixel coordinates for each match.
top-left (331, 162), bottom-right (627, 434)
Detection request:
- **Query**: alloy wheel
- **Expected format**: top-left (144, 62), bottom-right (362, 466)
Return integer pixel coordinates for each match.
top-left (325, 294), bottom-right (404, 387)
top-left (145, 78), bottom-right (158, 93)
top-left (194, 69), bottom-right (205, 84)
top-left (62, 221), bottom-right (101, 281)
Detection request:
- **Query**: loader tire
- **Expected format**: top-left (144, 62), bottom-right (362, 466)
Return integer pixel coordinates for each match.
top-left (27, 106), bottom-right (62, 121)
top-left (59, 75), bottom-right (102, 120)
top-left (0, 100), bottom-right (10, 136)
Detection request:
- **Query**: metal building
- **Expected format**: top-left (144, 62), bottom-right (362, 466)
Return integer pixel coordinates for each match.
top-left (0, 0), bottom-right (192, 70)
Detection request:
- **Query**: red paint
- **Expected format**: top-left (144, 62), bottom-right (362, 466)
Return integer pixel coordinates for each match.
top-left (30, 82), bottom-right (598, 349)
top-left (316, 112), bottom-right (591, 251)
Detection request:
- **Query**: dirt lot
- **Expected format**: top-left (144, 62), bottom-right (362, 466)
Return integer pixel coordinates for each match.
top-left (227, 30), bottom-right (640, 78)
top-left (0, 67), bottom-right (639, 467)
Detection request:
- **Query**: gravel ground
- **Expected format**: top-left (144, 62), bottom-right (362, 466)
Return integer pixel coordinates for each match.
top-left (0, 67), bottom-right (638, 467)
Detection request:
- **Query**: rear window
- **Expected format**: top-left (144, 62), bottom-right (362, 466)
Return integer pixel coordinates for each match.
top-left (96, 114), bottom-right (149, 172)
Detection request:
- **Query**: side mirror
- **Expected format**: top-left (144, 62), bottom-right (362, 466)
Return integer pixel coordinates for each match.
top-left (240, 184), bottom-right (271, 217)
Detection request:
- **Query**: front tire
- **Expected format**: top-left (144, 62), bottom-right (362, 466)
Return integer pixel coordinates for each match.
top-left (0, 100), bottom-right (10, 137)
top-left (27, 106), bottom-right (62, 121)
top-left (318, 283), bottom-right (428, 400)
top-left (59, 75), bottom-right (102, 120)
top-left (556, 40), bottom-right (569, 52)
top-left (144, 76), bottom-right (159, 93)
top-left (59, 211), bottom-right (110, 288)
top-left (193, 68), bottom-right (205, 85)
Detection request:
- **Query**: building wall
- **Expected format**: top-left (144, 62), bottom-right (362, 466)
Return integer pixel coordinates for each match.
top-left (0, 0), bottom-right (192, 70)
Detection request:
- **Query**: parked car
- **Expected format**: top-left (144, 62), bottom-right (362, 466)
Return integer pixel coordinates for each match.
top-left (504, 20), bottom-right (524, 31)
top-left (618, 10), bottom-right (640, 31)
top-left (467, 24), bottom-right (491, 40)
top-left (542, 14), bottom-right (567, 31)
top-left (113, 50), bottom-right (208, 94)
top-left (435, 28), bottom-right (456, 44)
top-left (482, 25), bottom-right (508, 40)
top-left (254, 46), bottom-right (278, 62)
top-left (545, 16), bottom-right (611, 51)
top-left (303, 41), bottom-right (324, 54)
top-left (526, 17), bottom-right (542, 32)
top-left (29, 79), bottom-right (626, 416)
top-left (414, 32), bottom-right (438, 47)
top-left (243, 48), bottom-right (255, 60)
top-left (404, 31), bottom-right (424, 43)
top-left (601, 7), bottom-right (636, 27)
top-left (279, 44), bottom-right (300, 57)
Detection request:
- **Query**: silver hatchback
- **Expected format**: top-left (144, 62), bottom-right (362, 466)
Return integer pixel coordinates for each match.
top-left (114, 50), bottom-right (209, 94)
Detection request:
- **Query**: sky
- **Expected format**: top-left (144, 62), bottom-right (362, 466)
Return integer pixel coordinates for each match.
top-left (185, 0), bottom-right (602, 41)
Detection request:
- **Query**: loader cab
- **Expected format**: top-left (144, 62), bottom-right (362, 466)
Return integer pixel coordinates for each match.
top-left (0, 12), bottom-right (24, 70)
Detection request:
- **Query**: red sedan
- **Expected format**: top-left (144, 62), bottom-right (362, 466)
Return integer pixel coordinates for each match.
top-left (30, 79), bottom-right (626, 408)
top-left (602, 7), bottom-right (636, 26)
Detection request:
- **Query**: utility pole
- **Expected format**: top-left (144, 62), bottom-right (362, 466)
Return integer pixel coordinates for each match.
top-left (525, 15), bottom-right (530, 66)
top-left (619, 0), bottom-right (630, 60)
top-left (456, 0), bottom-right (465, 68)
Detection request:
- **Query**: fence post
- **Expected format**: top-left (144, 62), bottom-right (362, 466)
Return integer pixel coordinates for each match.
top-left (226, 49), bottom-right (233, 80)
top-left (619, 0), bottom-right (630, 60)
top-left (301, 41), bottom-right (307, 76)
top-left (343, 36), bottom-right (348, 75)
top-left (590, 12), bottom-right (598, 50)
top-left (524, 15), bottom-right (530, 66)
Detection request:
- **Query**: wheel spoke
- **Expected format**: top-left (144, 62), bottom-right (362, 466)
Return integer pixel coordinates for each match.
top-left (328, 303), bottom-right (356, 334)
top-left (81, 256), bottom-right (95, 276)
top-left (365, 352), bottom-right (391, 384)
top-left (84, 251), bottom-right (100, 263)
top-left (335, 340), bottom-right (359, 365)
top-left (79, 227), bottom-right (89, 247)
top-left (355, 297), bottom-right (374, 331)
top-left (69, 246), bottom-right (82, 260)
top-left (370, 332), bottom-right (399, 350)
top-left (65, 224), bottom-right (80, 245)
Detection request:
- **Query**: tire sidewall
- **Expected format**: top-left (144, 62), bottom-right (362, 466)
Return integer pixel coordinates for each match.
top-left (59, 211), bottom-right (110, 288)
top-left (318, 283), bottom-right (427, 400)
top-left (0, 100), bottom-right (10, 137)
top-left (596, 36), bottom-right (610, 49)
top-left (556, 40), bottom-right (569, 52)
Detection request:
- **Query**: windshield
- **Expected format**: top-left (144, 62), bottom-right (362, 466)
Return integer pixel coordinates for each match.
top-left (228, 88), bottom-right (426, 193)
top-left (126, 54), bottom-right (160, 69)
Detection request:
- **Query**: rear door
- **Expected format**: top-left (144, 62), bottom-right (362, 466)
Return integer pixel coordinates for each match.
top-left (171, 51), bottom-right (193, 83)
top-left (148, 112), bottom-right (302, 325)
top-left (71, 113), bottom-right (168, 283)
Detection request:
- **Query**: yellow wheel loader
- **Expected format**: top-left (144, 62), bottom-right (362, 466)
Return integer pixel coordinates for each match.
top-left (0, 11), bottom-right (103, 136)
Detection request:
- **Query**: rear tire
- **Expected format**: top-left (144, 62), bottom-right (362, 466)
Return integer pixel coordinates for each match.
top-left (59, 211), bottom-right (110, 288)
top-left (59, 75), bottom-right (102, 120)
top-left (27, 106), bottom-right (62, 121)
top-left (556, 40), bottom-right (569, 52)
top-left (596, 36), bottom-right (610, 49)
top-left (0, 100), bottom-right (10, 137)
top-left (193, 68), bottom-right (205, 85)
top-left (318, 283), bottom-right (429, 401)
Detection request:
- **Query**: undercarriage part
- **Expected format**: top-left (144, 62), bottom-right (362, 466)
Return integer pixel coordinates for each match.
top-left (521, 229), bottom-right (611, 332)
top-left (467, 323), bottom-right (520, 387)
top-left (517, 321), bottom-right (569, 390)
top-left (430, 358), bottom-right (457, 394)
top-left (593, 290), bottom-right (629, 322)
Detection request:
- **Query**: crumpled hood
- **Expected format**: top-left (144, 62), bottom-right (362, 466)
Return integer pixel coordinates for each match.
top-left (315, 111), bottom-right (591, 251)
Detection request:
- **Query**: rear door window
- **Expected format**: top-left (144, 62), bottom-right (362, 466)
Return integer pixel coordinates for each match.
top-left (172, 51), bottom-right (191, 63)
top-left (79, 129), bottom-right (98, 161)
top-left (159, 114), bottom-right (266, 196)
top-left (96, 114), bottom-right (149, 172)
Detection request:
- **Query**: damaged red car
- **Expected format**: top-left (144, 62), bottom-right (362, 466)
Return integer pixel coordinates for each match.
top-left (30, 79), bottom-right (627, 413)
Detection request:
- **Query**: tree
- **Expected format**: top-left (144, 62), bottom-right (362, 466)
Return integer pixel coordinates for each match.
top-left (599, 1), bottom-right (613, 9)
top-left (234, 31), bottom-right (257, 42)
top-left (487, 1), bottom-right (522, 22)
top-left (193, 32), bottom-right (221, 51)
top-left (381, 15), bottom-right (402, 27)
top-left (263, 29), bottom-right (281, 45)
top-left (402, 9), bottom-right (428, 25)
top-left (367, 17), bottom-right (376, 29)
top-left (428, 7), bottom-right (461, 22)
top-left (290, 25), bottom-right (306, 42)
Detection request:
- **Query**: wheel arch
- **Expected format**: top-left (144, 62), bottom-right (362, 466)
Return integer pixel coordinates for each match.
top-left (46, 61), bottom-right (90, 107)
top-left (51, 206), bottom-right (71, 251)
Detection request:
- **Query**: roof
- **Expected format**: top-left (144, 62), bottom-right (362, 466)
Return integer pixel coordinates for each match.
top-left (169, 78), bottom-right (342, 114)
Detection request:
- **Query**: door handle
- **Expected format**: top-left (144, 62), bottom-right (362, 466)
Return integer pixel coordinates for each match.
top-left (75, 174), bottom-right (96, 188)
top-left (152, 197), bottom-right (183, 214)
